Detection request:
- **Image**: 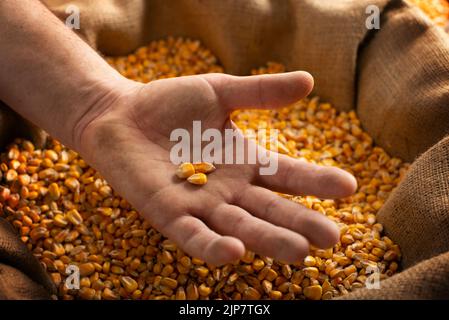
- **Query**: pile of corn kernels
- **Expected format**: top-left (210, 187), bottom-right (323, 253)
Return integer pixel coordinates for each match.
top-left (0, 38), bottom-right (407, 300)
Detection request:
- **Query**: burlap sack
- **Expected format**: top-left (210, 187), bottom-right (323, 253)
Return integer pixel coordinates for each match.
top-left (1, 0), bottom-right (449, 299)
top-left (0, 218), bottom-right (55, 299)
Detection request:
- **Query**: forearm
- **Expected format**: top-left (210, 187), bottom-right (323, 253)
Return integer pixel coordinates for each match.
top-left (0, 0), bottom-right (131, 149)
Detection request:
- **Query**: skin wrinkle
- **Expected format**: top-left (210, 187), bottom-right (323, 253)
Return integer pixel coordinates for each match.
top-left (278, 157), bottom-right (297, 191)
top-left (263, 194), bottom-right (284, 222)
top-left (200, 183), bottom-right (234, 206)
top-left (210, 204), bottom-right (308, 262)
top-left (257, 76), bottom-right (267, 109)
top-left (223, 207), bottom-right (254, 239)
top-left (230, 182), bottom-right (251, 206)
top-left (204, 74), bottom-right (237, 110)
top-left (202, 238), bottom-right (223, 262)
top-left (201, 75), bottom-right (230, 122)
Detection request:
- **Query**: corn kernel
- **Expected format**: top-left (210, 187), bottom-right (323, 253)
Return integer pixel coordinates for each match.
top-left (303, 285), bottom-right (322, 300)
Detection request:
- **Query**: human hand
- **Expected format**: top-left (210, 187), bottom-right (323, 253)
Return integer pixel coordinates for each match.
top-left (75, 72), bottom-right (357, 266)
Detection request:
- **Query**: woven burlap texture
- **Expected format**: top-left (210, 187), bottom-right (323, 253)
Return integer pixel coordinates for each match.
top-left (0, 0), bottom-right (448, 299)
top-left (341, 134), bottom-right (449, 299)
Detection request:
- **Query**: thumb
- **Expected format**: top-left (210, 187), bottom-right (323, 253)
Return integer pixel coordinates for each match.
top-left (203, 71), bottom-right (314, 111)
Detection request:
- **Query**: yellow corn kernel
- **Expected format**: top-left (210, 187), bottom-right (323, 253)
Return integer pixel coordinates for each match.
top-left (66, 209), bottom-right (83, 226)
top-left (18, 174), bottom-right (31, 186)
top-left (111, 266), bottom-right (125, 275)
top-left (303, 267), bottom-right (319, 279)
top-left (79, 287), bottom-right (96, 300)
top-left (303, 285), bottom-right (322, 300)
top-left (64, 177), bottom-right (80, 191)
top-left (48, 182), bottom-right (61, 200)
top-left (120, 276), bottom-right (138, 293)
top-left (161, 277), bottom-right (178, 290)
top-left (179, 256), bottom-right (191, 269)
top-left (5, 169), bottom-right (18, 181)
top-left (175, 287), bottom-right (186, 300)
top-left (252, 259), bottom-right (265, 271)
top-left (29, 226), bottom-right (48, 241)
top-left (195, 266), bottom-right (210, 278)
top-left (79, 263), bottom-right (96, 277)
top-left (243, 287), bottom-right (261, 300)
top-left (186, 283), bottom-right (199, 300)
top-left (53, 243), bottom-right (65, 256)
top-left (102, 288), bottom-right (119, 300)
top-left (384, 250), bottom-right (398, 261)
top-left (160, 250), bottom-right (174, 264)
top-left (341, 234), bottom-right (355, 245)
top-left (268, 290), bottom-right (282, 300)
top-left (304, 256), bottom-right (316, 267)
top-left (264, 268), bottom-right (278, 282)
top-left (97, 207), bottom-right (113, 216)
top-left (198, 283), bottom-right (212, 297)
top-left (53, 214), bottom-right (68, 228)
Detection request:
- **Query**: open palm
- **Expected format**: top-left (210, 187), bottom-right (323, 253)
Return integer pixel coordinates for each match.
top-left (78, 72), bottom-right (357, 266)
